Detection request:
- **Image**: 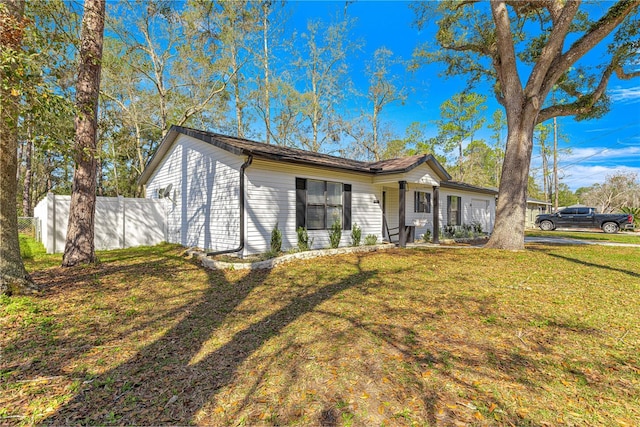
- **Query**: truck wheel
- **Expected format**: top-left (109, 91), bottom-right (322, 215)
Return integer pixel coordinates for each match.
top-left (540, 220), bottom-right (555, 231)
top-left (602, 222), bottom-right (619, 234)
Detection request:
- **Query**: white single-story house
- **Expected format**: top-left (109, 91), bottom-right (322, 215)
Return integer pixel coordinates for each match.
top-left (139, 126), bottom-right (497, 256)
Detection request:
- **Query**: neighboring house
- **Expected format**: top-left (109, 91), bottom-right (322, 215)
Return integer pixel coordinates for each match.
top-left (526, 198), bottom-right (552, 228)
top-left (139, 126), bottom-right (497, 256)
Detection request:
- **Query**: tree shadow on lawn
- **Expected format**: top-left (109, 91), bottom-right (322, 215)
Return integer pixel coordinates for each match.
top-left (529, 246), bottom-right (640, 278)
top-left (42, 256), bottom-right (380, 425)
top-left (2, 252), bottom-right (212, 391)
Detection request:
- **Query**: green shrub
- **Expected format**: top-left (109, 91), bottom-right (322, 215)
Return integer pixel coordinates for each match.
top-left (442, 225), bottom-right (457, 238)
top-left (351, 223), bottom-right (362, 247)
top-left (364, 234), bottom-right (378, 245)
top-left (270, 223), bottom-right (282, 253)
top-left (328, 220), bottom-right (342, 249)
top-left (296, 226), bottom-right (313, 251)
top-left (422, 229), bottom-right (432, 242)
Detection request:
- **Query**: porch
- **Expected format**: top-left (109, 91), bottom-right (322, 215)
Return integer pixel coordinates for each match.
top-left (378, 181), bottom-right (442, 247)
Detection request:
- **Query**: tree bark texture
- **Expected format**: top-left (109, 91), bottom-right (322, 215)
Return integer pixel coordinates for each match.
top-left (486, 106), bottom-right (536, 250)
top-left (22, 128), bottom-right (32, 216)
top-left (62, 0), bottom-right (105, 267)
top-left (0, 0), bottom-right (37, 295)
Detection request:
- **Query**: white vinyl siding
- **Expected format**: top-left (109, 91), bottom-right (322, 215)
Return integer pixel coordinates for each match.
top-left (146, 134), bottom-right (244, 252)
top-left (245, 159), bottom-right (382, 255)
top-left (438, 189), bottom-right (496, 233)
top-left (373, 164), bottom-right (440, 187)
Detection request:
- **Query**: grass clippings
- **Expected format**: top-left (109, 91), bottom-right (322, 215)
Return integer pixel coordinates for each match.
top-left (1, 238), bottom-right (639, 426)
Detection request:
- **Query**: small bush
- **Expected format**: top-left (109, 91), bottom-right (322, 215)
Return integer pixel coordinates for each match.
top-left (297, 226), bottom-right (313, 251)
top-left (422, 229), bottom-right (432, 242)
top-left (270, 223), bottom-right (282, 253)
top-left (442, 225), bottom-right (457, 238)
top-left (351, 223), bottom-right (362, 247)
top-left (328, 220), bottom-right (342, 249)
top-left (364, 234), bottom-right (378, 245)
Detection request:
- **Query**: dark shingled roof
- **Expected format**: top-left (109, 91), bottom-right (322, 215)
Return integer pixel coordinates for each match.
top-left (440, 181), bottom-right (498, 195)
top-left (139, 126), bottom-right (451, 185)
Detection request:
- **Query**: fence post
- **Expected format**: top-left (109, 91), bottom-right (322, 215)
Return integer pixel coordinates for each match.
top-left (50, 192), bottom-right (56, 254)
top-left (119, 195), bottom-right (125, 249)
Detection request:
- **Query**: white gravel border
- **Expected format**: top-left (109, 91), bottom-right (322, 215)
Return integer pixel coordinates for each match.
top-left (187, 244), bottom-right (396, 270)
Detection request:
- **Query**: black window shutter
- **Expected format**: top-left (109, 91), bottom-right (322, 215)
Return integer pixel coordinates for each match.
top-left (414, 192), bottom-right (419, 213)
top-left (296, 178), bottom-right (306, 229)
top-left (446, 195), bottom-right (452, 225)
top-left (426, 193), bottom-right (432, 213)
top-left (456, 196), bottom-right (462, 225)
top-left (343, 184), bottom-right (352, 230)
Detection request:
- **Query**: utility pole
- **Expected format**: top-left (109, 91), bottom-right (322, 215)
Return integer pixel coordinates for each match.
top-left (553, 116), bottom-right (559, 212)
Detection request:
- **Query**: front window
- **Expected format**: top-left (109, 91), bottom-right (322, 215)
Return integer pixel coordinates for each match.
top-left (447, 196), bottom-right (462, 226)
top-left (414, 191), bottom-right (431, 213)
top-left (303, 179), bottom-right (344, 230)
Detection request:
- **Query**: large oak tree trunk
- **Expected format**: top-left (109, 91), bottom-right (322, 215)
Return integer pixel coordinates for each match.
top-left (0, 0), bottom-right (37, 295)
top-left (486, 105), bottom-right (537, 250)
top-left (62, 0), bottom-right (105, 267)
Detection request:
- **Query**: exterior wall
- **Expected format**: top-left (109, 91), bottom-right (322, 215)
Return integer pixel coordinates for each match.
top-left (382, 186), bottom-right (399, 239)
top-left (145, 134), bottom-right (244, 252)
top-left (245, 159), bottom-right (383, 255)
top-left (526, 203), bottom-right (549, 228)
top-left (405, 184), bottom-right (437, 240)
top-left (33, 194), bottom-right (166, 254)
top-left (438, 188), bottom-right (496, 233)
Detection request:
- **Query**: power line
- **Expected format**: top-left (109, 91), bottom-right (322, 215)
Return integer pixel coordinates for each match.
top-left (559, 132), bottom-right (640, 171)
top-left (530, 121), bottom-right (639, 162)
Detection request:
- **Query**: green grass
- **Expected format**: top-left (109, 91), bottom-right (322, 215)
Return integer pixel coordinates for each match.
top-left (526, 229), bottom-right (640, 244)
top-left (1, 238), bottom-right (639, 426)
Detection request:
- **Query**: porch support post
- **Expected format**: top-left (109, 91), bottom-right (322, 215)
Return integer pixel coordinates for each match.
top-left (432, 186), bottom-right (440, 244)
top-left (399, 180), bottom-right (407, 247)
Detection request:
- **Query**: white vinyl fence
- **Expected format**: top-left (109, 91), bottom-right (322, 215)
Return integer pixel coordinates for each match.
top-left (34, 193), bottom-right (167, 254)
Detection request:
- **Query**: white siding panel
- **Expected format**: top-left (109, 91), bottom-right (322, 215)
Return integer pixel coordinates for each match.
top-left (372, 164), bottom-right (439, 186)
top-left (245, 160), bottom-right (382, 255)
top-left (146, 134), bottom-right (244, 251)
top-left (438, 189), bottom-right (496, 233)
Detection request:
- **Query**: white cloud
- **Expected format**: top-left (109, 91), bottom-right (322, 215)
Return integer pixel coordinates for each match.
top-left (560, 145), bottom-right (640, 163)
top-left (609, 86), bottom-right (640, 103)
top-left (557, 165), bottom-right (640, 190)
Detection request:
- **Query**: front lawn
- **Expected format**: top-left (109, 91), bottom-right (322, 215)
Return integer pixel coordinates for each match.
top-left (526, 229), bottom-right (640, 244)
top-left (1, 239), bottom-right (638, 425)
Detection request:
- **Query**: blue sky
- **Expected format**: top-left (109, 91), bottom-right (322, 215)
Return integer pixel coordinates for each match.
top-left (286, 1), bottom-right (640, 191)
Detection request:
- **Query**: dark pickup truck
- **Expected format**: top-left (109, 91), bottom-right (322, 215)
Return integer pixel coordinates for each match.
top-left (535, 207), bottom-right (634, 233)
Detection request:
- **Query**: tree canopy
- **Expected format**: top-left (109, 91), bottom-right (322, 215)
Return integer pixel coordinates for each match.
top-left (413, 0), bottom-right (640, 249)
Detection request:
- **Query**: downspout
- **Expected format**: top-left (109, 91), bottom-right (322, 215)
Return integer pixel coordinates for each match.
top-left (206, 155), bottom-right (253, 257)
